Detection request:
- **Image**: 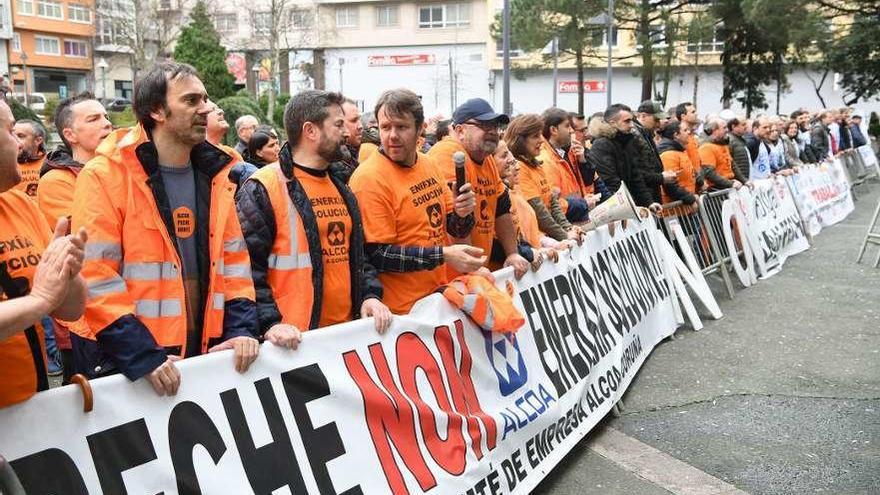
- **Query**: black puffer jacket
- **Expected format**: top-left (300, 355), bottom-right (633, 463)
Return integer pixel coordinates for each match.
top-left (40, 144), bottom-right (82, 177)
top-left (235, 143), bottom-right (383, 332)
top-left (589, 120), bottom-right (655, 207)
top-left (632, 121), bottom-right (664, 204)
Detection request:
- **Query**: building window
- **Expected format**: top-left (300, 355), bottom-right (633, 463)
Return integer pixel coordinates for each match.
top-left (376, 5), bottom-right (398, 27)
top-left (96, 14), bottom-right (114, 45)
top-left (590, 26), bottom-right (618, 47)
top-left (64, 39), bottom-right (88, 57)
top-left (495, 39), bottom-right (524, 58)
top-left (336, 6), bottom-right (358, 28)
top-left (687, 24), bottom-right (724, 53)
top-left (17, 0), bottom-right (33, 15)
top-left (11, 33), bottom-right (20, 52)
top-left (289, 8), bottom-right (312, 29)
top-left (419, 3), bottom-right (470, 29)
top-left (34, 35), bottom-right (61, 55)
top-left (115, 80), bottom-right (133, 99)
top-left (214, 13), bottom-right (236, 35)
top-left (251, 11), bottom-right (272, 36)
top-left (38, 0), bottom-right (63, 19)
top-left (68, 3), bottom-right (90, 23)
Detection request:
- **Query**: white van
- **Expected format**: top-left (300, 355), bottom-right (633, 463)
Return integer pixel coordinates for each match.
top-left (11, 93), bottom-right (47, 113)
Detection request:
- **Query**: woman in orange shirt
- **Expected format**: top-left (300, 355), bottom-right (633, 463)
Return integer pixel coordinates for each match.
top-left (504, 114), bottom-right (581, 243)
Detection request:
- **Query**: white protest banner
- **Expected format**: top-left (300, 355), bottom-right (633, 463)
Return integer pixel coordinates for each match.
top-left (0, 220), bottom-right (683, 495)
top-left (737, 178), bottom-right (810, 278)
top-left (785, 161), bottom-right (855, 237)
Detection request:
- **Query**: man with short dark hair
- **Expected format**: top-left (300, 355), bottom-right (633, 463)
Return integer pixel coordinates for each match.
top-left (350, 89), bottom-right (480, 314)
top-left (727, 117), bottom-right (752, 181)
top-left (428, 98), bottom-right (528, 278)
top-left (236, 90), bottom-right (391, 339)
top-left (538, 107), bottom-right (594, 223)
top-left (749, 116), bottom-right (773, 180)
top-left (851, 113), bottom-right (868, 148)
top-left (790, 110), bottom-right (818, 163)
top-left (633, 100), bottom-right (675, 205)
top-left (13, 119), bottom-right (47, 198)
top-left (72, 62), bottom-right (260, 395)
top-left (810, 111), bottom-right (835, 161)
top-left (340, 98), bottom-right (363, 173)
top-left (591, 103), bottom-right (659, 209)
top-left (37, 93), bottom-right (112, 380)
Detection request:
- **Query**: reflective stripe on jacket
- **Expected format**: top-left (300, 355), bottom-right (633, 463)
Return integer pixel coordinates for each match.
top-left (71, 125), bottom-right (257, 380)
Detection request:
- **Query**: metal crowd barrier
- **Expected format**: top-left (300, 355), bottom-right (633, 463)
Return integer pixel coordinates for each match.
top-left (841, 148), bottom-right (870, 190)
top-left (656, 194), bottom-right (737, 299)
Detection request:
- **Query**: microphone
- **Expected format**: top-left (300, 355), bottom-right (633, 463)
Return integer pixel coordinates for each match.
top-left (453, 151), bottom-right (466, 196)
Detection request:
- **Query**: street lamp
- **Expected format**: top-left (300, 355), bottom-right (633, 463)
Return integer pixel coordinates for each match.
top-left (96, 58), bottom-right (109, 100)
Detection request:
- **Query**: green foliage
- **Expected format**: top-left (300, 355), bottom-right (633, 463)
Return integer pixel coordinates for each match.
top-left (9, 98), bottom-right (40, 123)
top-left (216, 95), bottom-right (264, 145)
top-left (258, 93), bottom-right (290, 132)
top-left (42, 97), bottom-right (60, 127)
top-left (109, 108), bottom-right (137, 128)
top-left (493, 0), bottom-right (604, 113)
top-left (173, 0), bottom-right (236, 101)
top-left (823, 15), bottom-right (880, 105)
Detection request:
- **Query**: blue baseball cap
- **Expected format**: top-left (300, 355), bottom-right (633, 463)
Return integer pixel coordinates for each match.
top-left (452, 98), bottom-right (510, 125)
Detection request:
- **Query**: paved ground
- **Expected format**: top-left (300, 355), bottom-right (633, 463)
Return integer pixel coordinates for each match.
top-left (534, 184), bottom-right (880, 494)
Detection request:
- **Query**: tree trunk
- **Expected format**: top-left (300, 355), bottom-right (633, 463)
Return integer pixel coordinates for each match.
top-left (576, 47), bottom-right (584, 115)
top-left (692, 49), bottom-right (700, 106)
top-left (639, 0), bottom-right (653, 101)
top-left (746, 49), bottom-right (753, 117)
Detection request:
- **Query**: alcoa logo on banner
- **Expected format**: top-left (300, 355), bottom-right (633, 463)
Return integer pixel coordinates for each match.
top-left (484, 330), bottom-right (528, 396)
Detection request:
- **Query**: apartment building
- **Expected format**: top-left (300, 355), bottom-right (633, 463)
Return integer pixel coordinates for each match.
top-left (0, 1), bottom-right (12, 79)
top-left (10, 0), bottom-right (94, 97)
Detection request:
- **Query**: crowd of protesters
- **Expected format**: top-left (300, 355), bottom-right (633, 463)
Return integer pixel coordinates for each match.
top-left (0, 61), bottom-right (871, 408)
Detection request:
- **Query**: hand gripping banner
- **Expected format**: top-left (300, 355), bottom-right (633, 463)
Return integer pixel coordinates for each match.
top-left (0, 220), bottom-right (682, 495)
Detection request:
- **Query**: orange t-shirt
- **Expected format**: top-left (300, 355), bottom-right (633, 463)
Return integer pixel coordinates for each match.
top-left (15, 157), bottom-right (44, 199)
top-left (349, 151), bottom-right (454, 314)
top-left (428, 139), bottom-right (504, 256)
top-left (293, 166), bottom-right (353, 328)
top-left (358, 142), bottom-right (379, 163)
top-left (0, 189), bottom-right (51, 408)
top-left (510, 189), bottom-right (542, 248)
top-left (699, 142), bottom-right (734, 181)
top-left (517, 160), bottom-right (552, 208)
top-left (37, 167), bottom-right (76, 227)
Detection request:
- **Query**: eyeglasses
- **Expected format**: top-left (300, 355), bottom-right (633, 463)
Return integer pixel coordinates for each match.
top-left (462, 120), bottom-right (503, 132)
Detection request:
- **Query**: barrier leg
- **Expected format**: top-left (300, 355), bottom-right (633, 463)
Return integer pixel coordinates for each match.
top-left (856, 199), bottom-right (880, 264)
top-left (698, 195), bottom-right (736, 299)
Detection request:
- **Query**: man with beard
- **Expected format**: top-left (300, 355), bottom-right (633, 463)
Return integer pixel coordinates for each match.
top-left (537, 107), bottom-right (596, 223)
top-left (236, 90), bottom-right (392, 337)
top-left (338, 98), bottom-right (363, 179)
top-left (37, 93), bottom-right (111, 381)
top-left (13, 119), bottom-right (47, 198)
top-left (632, 100), bottom-right (674, 206)
top-left (727, 117), bottom-right (752, 183)
top-left (71, 62), bottom-right (260, 395)
top-left (699, 117), bottom-right (742, 191)
top-left (591, 104), bottom-right (660, 209)
top-left (791, 110), bottom-right (818, 163)
top-left (350, 89), bottom-right (480, 314)
top-left (428, 98), bottom-right (528, 279)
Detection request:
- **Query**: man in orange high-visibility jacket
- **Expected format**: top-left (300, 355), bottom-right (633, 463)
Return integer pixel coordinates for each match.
top-left (37, 92), bottom-right (112, 381)
top-left (698, 118), bottom-right (743, 191)
top-left (13, 119), bottom-right (47, 198)
top-left (237, 90), bottom-right (391, 340)
top-left (428, 98), bottom-right (528, 279)
top-left (72, 63), bottom-right (260, 396)
top-left (0, 98), bottom-right (88, 408)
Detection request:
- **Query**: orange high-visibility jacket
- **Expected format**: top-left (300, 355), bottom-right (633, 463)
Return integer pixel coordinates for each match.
top-left (539, 139), bottom-right (587, 199)
top-left (71, 125), bottom-right (257, 380)
top-left (699, 142), bottom-right (735, 181)
top-left (660, 144), bottom-right (698, 204)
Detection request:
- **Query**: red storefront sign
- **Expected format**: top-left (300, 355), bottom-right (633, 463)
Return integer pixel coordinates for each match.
top-left (368, 54), bottom-right (436, 67)
top-left (558, 80), bottom-right (607, 93)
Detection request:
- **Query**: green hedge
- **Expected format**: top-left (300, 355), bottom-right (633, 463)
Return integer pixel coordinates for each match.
top-left (217, 95), bottom-right (265, 146)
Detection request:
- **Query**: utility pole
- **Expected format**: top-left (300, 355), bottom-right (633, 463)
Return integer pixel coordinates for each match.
top-left (502, 0), bottom-right (511, 114)
top-left (606, 0), bottom-right (614, 108)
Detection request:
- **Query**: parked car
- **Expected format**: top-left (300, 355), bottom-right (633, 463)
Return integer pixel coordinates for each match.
top-left (102, 97), bottom-right (131, 112)
top-left (11, 93), bottom-right (47, 113)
